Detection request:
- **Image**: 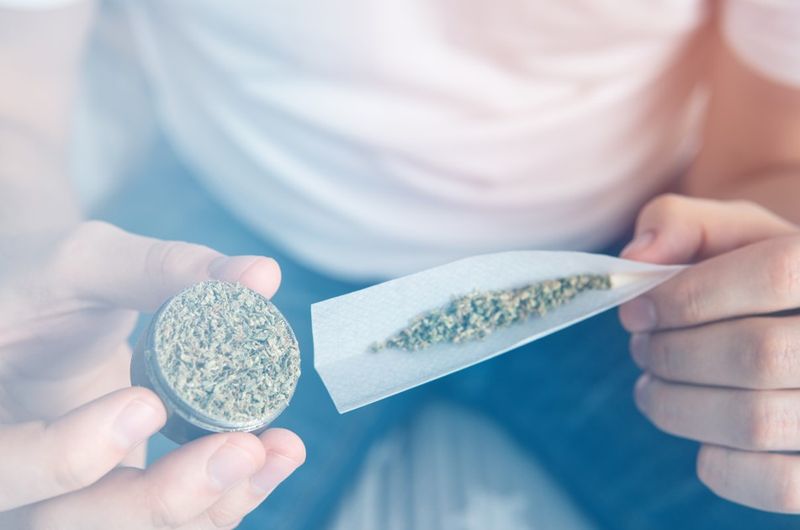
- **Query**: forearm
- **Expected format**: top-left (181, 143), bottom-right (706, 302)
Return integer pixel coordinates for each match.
top-left (0, 3), bottom-right (94, 242)
top-left (682, 12), bottom-right (800, 222)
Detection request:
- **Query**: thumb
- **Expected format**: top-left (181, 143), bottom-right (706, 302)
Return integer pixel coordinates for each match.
top-left (0, 387), bottom-right (166, 511)
top-left (620, 194), bottom-right (797, 265)
top-left (59, 221), bottom-right (281, 312)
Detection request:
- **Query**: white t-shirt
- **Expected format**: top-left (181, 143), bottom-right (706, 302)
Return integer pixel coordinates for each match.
top-left (5, 0), bottom-right (800, 279)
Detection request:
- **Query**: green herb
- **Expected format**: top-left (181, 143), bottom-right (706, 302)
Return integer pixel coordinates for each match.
top-left (154, 280), bottom-right (300, 425)
top-left (371, 274), bottom-right (611, 352)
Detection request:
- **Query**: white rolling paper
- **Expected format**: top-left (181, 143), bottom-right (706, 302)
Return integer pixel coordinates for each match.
top-left (311, 251), bottom-right (684, 413)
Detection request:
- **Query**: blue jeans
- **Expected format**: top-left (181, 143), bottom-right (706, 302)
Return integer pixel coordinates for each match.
top-left (99, 141), bottom-right (799, 529)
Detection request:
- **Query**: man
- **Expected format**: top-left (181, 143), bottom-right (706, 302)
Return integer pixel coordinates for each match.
top-left (1, 0), bottom-right (799, 528)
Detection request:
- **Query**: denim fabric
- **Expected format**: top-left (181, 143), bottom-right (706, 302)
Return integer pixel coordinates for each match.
top-left (97, 141), bottom-right (800, 529)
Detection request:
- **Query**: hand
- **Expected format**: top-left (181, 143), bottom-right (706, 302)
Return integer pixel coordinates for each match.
top-left (0, 221), bottom-right (305, 529)
top-left (618, 194), bottom-right (800, 513)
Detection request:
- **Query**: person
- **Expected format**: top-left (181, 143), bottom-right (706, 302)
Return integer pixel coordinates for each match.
top-left (0, 0), bottom-right (798, 528)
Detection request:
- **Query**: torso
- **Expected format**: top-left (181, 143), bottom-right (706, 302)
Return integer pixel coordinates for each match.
top-left (126, 0), bottom-right (711, 278)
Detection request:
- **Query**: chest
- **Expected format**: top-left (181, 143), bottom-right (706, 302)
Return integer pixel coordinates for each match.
top-left (154, 0), bottom-right (708, 78)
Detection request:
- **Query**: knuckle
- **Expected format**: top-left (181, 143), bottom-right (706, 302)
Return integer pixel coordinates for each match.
top-left (764, 241), bottom-right (800, 302)
top-left (50, 442), bottom-right (92, 493)
top-left (744, 395), bottom-right (800, 450)
top-left (744, 396), bottom-right (774, 449)
top-left (749, 324), bottom-right (795, 386)
top-left (43, 419), bottom-right (111, 495)
top-left (145, 240), bottom-right (184, 286)
top-left (144, 240), bottom-right (215, 287)
top-left (647, 337), bottom-right (674, 377)
top-left (661, 349), bottom-right (682, 380)
top-left (655, 337), bottom-right (684, 379)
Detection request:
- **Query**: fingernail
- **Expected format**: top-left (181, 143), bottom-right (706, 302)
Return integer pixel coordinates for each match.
top-left (620, 297), bottom-right (657, 332)
top-left (113, 400), bottom-right (165, 448)
top-left (630, 333), bottom-right (649, 368)
top-left (207, 443), bottom-right (262, 490)
top-left (251, 451), bottom-right (302, 494)
top-left (634, 373), bottom-right (651, 411)
top-left (621, 231), bottom-right (655, 258)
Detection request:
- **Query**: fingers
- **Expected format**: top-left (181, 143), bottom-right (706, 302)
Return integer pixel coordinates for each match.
top-left (630, 315), bottom-right (800, 389)
top-left (0, 387), bottom-right (165, 511)
top-left (56, 221), bottom-right (281, 312)
top-left (621, 194), bottom-right (796, 264)
top-left (144, 432), bottom-right (267, 527)
top-left (619, 234), bottom-right (800, 332)
top-left (24, 429), bottom-right (304, 530)
top-left (621, 196), bottom-right (800, 513)
top-left (191, 429), bottom-right (305, 530)
top-left (28, 433), bottom-right (263, 529)
top-left (698, 445), bottom-right (800, 514)
top-left (635, 374), bottom-right (800, 451)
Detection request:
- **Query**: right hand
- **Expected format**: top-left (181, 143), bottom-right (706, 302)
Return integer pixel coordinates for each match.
top-left (0, 221), bottom-right (305, 529)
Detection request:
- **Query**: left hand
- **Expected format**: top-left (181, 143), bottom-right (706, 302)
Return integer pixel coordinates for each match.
top-left (618, 194), bottom-right (800, 513)
top-left (0, 221), bottom-right (304, 528)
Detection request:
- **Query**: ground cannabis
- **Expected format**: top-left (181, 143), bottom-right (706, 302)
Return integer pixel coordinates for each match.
top-left (371, 274), bottom-right (611, 352)
top-left (154, 280), bottom-right (300, 425)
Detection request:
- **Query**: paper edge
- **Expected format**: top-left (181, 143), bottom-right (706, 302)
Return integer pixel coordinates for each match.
top-left (310, 250), bottom-right (687, 414)
top-left (319, 265), bottom-right (684, 413)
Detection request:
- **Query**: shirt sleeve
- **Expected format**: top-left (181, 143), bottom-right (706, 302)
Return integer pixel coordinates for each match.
top-left (723, 0), bottom-right (800, 87)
